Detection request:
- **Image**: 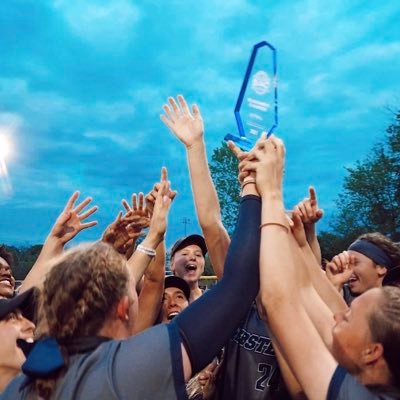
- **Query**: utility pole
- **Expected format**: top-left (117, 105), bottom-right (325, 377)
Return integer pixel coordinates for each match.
top-left (181, 217), bottom-right (191, 236)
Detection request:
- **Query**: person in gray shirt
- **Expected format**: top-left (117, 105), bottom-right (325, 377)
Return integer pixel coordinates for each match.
top-left (2, 173), bottom-right (262, 400)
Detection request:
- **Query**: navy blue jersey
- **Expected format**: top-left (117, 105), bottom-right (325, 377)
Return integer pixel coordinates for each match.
top-left (215, 303), bottom-right (291, 400)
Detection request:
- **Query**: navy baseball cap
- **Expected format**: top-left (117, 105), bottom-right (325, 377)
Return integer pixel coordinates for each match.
top-left (164, 276), bottom-right (191, 301)
top-left (0, 287), bottom-right (36, 321)
top-left (170, 234), bottom-right (207, 259)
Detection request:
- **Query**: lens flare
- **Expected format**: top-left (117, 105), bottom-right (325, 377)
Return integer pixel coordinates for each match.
top-left (0, 134), bottom-right (11, 159)
top-left (0, 134), bottom-right (13, 195)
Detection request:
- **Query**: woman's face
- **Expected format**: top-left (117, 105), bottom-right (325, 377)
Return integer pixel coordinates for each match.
top-left (332, 288), bottom-right (381, 373)
top-left (347, 251), bottom-right (386, 294)
top-left (161, 287), bottom-right (189, 323)
top-left (0, 257), bottom-right (15, 299)
top-left (170, 245), bottom-right (205, 286)
top-left (0, 309), bottom-right (35, 372)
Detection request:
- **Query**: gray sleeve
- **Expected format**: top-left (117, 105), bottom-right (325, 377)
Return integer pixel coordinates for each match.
top-left (109, 324), bottom-right (186, 400)
top-left (327, 366), bottom-right (388, 400)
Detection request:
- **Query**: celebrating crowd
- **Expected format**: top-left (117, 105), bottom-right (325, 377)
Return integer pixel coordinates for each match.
top-left (1, 95), bottom-right (400, 400)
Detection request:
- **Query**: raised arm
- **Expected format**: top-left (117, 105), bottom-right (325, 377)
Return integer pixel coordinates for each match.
top-left (133, 240), bottom-right (165, 333)
top-left (249, 136), bottom-right (338, 400)
top-left (102, 192), bottom-right (150, 257)
top-left (160, 95), bottom-right (230, 278)
top-left (294, 187), bottom-right (323, 264)
top-left (133, 184), bottom-right (172, 333)
top-left (19, 192), bottom-right (98, 293)
top-left (172, 168), bottom-right (261, 381)
top-left (325, 251), bottom-right (354, 294)
top-left (126, 168), bottom-right (174, 284)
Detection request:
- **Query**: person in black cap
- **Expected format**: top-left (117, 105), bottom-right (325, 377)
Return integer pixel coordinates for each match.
top-left (170, 234), bottom-right (208, 302)
top-left (0, 288), bottom-right (36, 392)
top-left (160, 275), bottom-right (190, 323)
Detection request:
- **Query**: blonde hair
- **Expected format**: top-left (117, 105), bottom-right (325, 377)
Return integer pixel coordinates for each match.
top-left (369, 286), bottom-right (400, 388)
top-left (34, 241), bottom-right (129, 399)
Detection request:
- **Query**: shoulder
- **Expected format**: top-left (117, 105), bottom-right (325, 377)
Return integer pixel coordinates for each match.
top-left (327, 366), bottom-right (397, 400)
top-left (1, 374), bottom-right (30, 399)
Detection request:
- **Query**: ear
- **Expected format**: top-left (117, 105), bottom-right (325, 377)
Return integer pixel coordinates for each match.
top-left (376, 265), bottom-right (388, 278)
top-left (362, 343), bottom-right (384, 365)
top-left (116, 296), bottom-right (130, 322)
top-left (170, 256), bottom-right (175, 273)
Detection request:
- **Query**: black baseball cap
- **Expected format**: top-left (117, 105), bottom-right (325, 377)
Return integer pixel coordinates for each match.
top-left (164, 276), bottom-right (190, 301)
top-left (170, 234), bottom-right (207, 259)
top-left (0, 287), bottom-right (36, 321)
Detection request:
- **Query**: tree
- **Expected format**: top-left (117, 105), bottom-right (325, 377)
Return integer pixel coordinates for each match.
top-left (209, 141), bottom-right (240, 235)
top-left (1, 244), bottom-right (43, 280)
top-left (319, 110), bottom-right (400, 260)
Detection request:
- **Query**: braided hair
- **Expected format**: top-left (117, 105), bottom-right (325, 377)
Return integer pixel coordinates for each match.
top-left (34, 241), bottom-right (130, 399)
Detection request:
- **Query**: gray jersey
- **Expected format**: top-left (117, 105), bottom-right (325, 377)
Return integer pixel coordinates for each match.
top-left (215, 304), bottom-right (290, 400)
top-left (328, 366), bottom-right (400, 400)
top-left (1, 324), bottom-right (187, 400)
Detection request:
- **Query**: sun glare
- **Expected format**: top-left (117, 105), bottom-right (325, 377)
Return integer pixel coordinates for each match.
top-left (0, 134), bottom-right (12, 159)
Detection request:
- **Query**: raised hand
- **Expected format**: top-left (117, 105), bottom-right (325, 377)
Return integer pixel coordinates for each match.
top-left (325, 251), bottom-right (354, 291)
top-left (160, 95), bottom-right (204, 148)
top-left (148, 167), bottom-right (175, 239)
top-left (227, 140), bottom-right (253, 184)
top-left (102, 212), bottom-right (136, 255)
top-left (294, 187), bottom-right (323, 227)
top-left (187, 359), bottom-right (220, 400)
top-left (121, 192), bottom-right (151, 233)
top-left (290, 209), bottom-right (308, 248)
top-left (242, 135), bottom-right (285, 197)
top-left (51, 191), bottom-right (98, 244)
top-left (19, 192), bottom-right (98, 293)
top-left (145, 177), bottom-right (177, 218)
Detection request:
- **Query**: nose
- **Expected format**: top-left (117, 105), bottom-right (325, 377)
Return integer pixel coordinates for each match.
top-left (168, 298), bottom-right (177, 308)
top-left (20, 316), bottom-right (35, 338)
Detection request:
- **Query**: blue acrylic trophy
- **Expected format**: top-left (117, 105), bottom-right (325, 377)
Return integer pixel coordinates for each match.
top-left (225, 41), bottom-right (278, 151)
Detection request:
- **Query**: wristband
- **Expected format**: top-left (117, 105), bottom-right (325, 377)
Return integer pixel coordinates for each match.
top-left (136, 244), bottom-right (156, 257)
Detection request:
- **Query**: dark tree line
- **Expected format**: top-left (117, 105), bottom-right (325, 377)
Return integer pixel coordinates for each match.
top-left (1, 244), bottom-right (42, 280)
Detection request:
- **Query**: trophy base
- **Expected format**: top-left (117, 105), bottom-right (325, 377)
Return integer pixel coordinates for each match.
top-left (224, 133), bottom-right (254, 151)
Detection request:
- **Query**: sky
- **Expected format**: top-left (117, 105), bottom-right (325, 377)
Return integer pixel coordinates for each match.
top-left (0, 0), bottom-right (399, 249)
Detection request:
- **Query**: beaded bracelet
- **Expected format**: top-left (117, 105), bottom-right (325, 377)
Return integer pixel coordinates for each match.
top-left (136, 244), bottom-right (156, 257)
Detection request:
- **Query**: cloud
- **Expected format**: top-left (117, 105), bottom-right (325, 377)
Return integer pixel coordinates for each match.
top-left (53, 0), bottom-right (141, 49)
top-left (83, 129), bottom-right (144, 150)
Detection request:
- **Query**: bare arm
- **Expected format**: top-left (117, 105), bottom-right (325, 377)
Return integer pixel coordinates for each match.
top-left (126, 168), bottom-right (173, 284)
top-left (246, 137), bottom-right (338, 400)
top-left (271, 339), bottom-right (307, 400)
top-left (134, 240), bottom-right (165, 333)
top-left (19, 192), bottom-right (98, 293)
top-left (160, 95), bottom-right (230, 279)
top-left (295, 187), bottom-right (323, 264)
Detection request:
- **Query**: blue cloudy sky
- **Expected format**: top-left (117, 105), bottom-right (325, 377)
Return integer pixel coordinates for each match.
top-left (0, 0), bottom-right (399, 249)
